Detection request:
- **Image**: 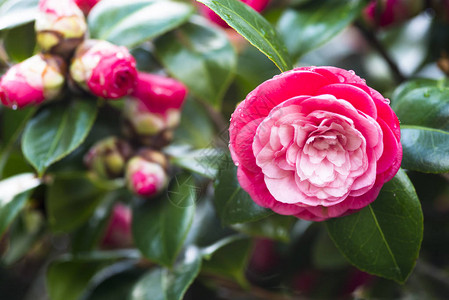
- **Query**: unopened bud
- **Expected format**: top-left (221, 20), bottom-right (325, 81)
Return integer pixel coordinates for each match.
top-left (74, 0), bottom-right (101, 15)
top-left (125, 150), bottom-right (169, 198)
top-left (123, 72), bottom-right (187, 147)
top-left (0, 54), bottom-right (66, 109)
top-left (363, 0), bottom-right (423, 28)
top-left (35, 0), bottom-right (87, 56)
top-left (84, 137), bottom-right (133, 179)
top-left (70, 39), bottom-right (138, 99)
top-left (101, 203), bottom-right (133, 248)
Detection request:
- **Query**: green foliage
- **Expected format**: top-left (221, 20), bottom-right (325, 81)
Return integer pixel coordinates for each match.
top-left (0, 0), bottom-right (38, 31)
top-left (88, 0), bottom-right (194, 48)
top-left (155, 18), bottom-right (237, 109)
top-left (22, 100), bottom-right (97, 177)
top-left (197, 0), bottom-right (292, 72)
top-left (326, 170), bottom-right (423, 283)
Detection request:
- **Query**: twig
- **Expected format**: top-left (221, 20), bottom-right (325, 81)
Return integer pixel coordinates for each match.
top-left (355, 21), bottom-right (406, 84)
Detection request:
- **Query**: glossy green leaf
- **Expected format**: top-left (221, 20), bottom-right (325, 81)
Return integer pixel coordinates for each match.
top-left (167, 146), bottom-right (224, 179)
top-left (22, 100), bottom-right (97, 176)
top-left (214, 156), bottom-right (272, 225)
top-left (3, 22), bottom-right (36, 62)
top-left (326, 169), bottom-right (423, 283)
top-left (0, 0), bottom-right (38, 31)
top-left (88, 0), bottom-right (194, 48)
top-left (391, 78), bottom-right (448, 104)
top-left (202, 238), bottom-right (252, 287)
top-left (132, 175), bottom-right (196, 267)
top-left (46, 173), bottom-right (114, 233)
top-left (197, 0), bottom-right (292, 72)
top-left (0, 173), bottom-right (40, 237)
top-left (155, 18), bottom-right (236, 109)
top-left (47, 250), bottom-right (140, 300)
top-left (277, 0), bottom-right (367, 60)
top-left (392, 84), bottom-right (449, 173)
top-left (232, 214), bottom-right (295, 242)
top-left (129, 246), bottom-right (202, 300)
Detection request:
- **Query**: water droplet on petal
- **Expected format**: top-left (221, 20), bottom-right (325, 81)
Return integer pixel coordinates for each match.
top-left (348, 70), bottom-right (355, 75)
top-left (11, 104), bottom-right (18, 110)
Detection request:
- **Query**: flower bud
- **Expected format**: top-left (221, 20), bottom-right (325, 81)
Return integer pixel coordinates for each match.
top-left (199, 0), bottom-right (270, 28)
top-left (101, 203), bottom-right (133, 248)
top-left (363, 0), bottom-right (423, 28)
top-left (0, 54), bottom-right (66, 109)
top-left (70, 39), bottom-right (138, 99)
top-left (84, 137), bottom-right (133, 179)
top-left (35, 0), bottom-right (87, 55)
top-left (123, 72), bottom-right (187, 148)
top-left (74, 0), bottom-right (101, 15)
top-left (125, 150), bottom-right (169, 198)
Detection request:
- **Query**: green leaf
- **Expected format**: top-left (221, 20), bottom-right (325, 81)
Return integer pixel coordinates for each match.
top-left (3, 22), bottom-right (36, 62)
top-left (326, 169), bottom-right (423, 283)
top-left (202, 238), bottom-right (252, 287)
top-left (0, 173), bottom-right (40, 237)
top-left (0, 0), bottom-right (38, 31)
top-left (22, 99), bottom-right (97, 177)
top-left (129, 246), bottom-right (202, 300)
top-left (232, 214), bottom-right (295, 242)
top-left (277, 0), bottom-right (367, 60)
top-left (155, 18), bottom-right (237, 109)
top-left (166, 146), bottom-right (224, 179)
top-left (312, 229), bottom-right (347, 270)
top-left (46, 173), bottom-right (113, 233)
top-left (214, 156), bottom-right (272, 225)
top-left (392, 84), bottom-right (449, 173)
top-left (132, 174), bottom-right (196, 267)
top-left (47, 250), bottom-right (140, 300)
top-left (173, 98), bottom-right (216, 148)
top-left (197, 0), bottom-right (292, 72)
top-left (88, 0), bottom-right (194, 48)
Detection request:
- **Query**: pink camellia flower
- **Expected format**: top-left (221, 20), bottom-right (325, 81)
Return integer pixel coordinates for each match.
top-left (125, 150), bottom-right (169, 198)
top-left (0, 54), bottom-right (66, 109)
top-left (101, 204), bottom-right (133, 248)
top-left (35, 0), bottom-right (87, 55)
top-left (363, 0), bottom-right (422, 28)
top-left (123, 72), bottom-right (187, 147)
top-left (70, 40), bottom-right (138, 99)
top-left (74, 0), bottom-right (101, 15)
top-left (199, 0), bottom-right (270, 28)
top-left (229, 66), bottom-right (402, 221)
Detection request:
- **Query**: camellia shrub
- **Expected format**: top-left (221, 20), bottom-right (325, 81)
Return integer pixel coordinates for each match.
top-left (1, 0), bottom-right (449, 299)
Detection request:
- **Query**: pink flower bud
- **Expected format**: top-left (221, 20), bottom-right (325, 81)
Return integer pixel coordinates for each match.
top-left (199, 0), bottom-right (270, 28)
top-left (84, 137), bottom-right (133, 179)
top-left (363, 0), bottom-right (423, 28)
top-left (74, 0), bottom-right (101, 15)
top-left (70, 40), bottom-right (138, 99)
top-left (35, 0), bottom-right (87, 55)
top-left (0, 54), bottom-right (66, 109)
top-left (123, 72), bottom-right (187, 147)
top-left (101, 204), bottom-right (133, 248)
top-left (125, 150), bottom-right (169, 198)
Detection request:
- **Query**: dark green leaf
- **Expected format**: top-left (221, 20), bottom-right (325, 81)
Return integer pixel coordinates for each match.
top-left (0, 173), bottom-right (40, 237)
top-left (392, 84), bottom-right (449, 173)
top-left (326, 169), bottom-right (423, 283)
top-left (197, 0), bottom-right (292, 72)
top-left (129, 246), bottom-right (202, 300)
top-left (277, 0), bottom-right (367, 60)
top-left (167, 146), bottom-right (224, 179)
top-left (46, 173), bottom-right (116, 233)
top-left (3, 22), bottom-right (36, 62)
top-left (155, 18), bottom-right (236, 109)
top-left (214, 156), bottom-right (272, 225)
top-left (0, 0), bottom-right (38, 31)
top-left (232, 214), bottom-right (295, 242)
top-left (22, 99), bottom-right (97, 176)
top-left (47, 250), bottom-right (140, 300)
top-left (132, 174), bottom-right (196, 267)
top-left (88, 0), bottom-right (194, 48)
top-left (173, 98), bottom-right (216, 148)
top-left (202, 238), bottom-right (251, 287)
